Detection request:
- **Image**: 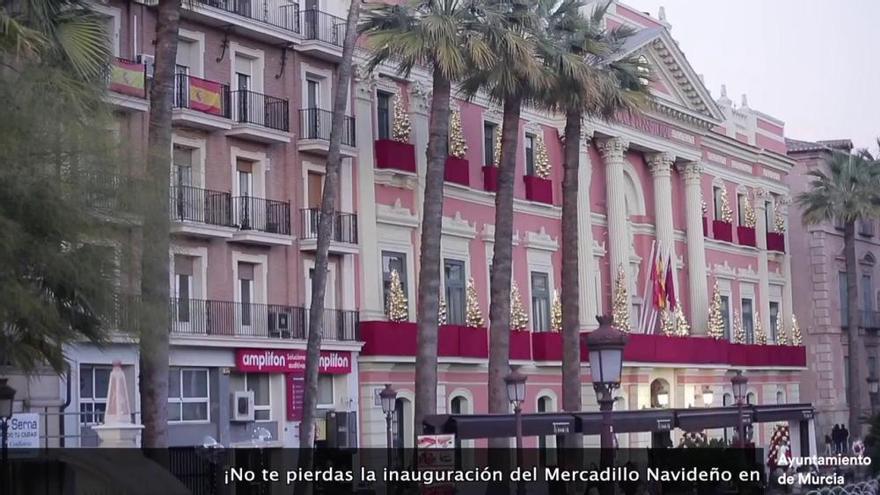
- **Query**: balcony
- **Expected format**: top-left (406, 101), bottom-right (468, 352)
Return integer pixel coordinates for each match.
top-left (169, 185), bottom-right (235, 238)
top-left (106, 57), bottom-right (148, 112)
top-left (169, 298), bottom-right (359, 341)
top-left (297, 108), bottom-right (356, 156)
top-left (230, 195), bottom-right (292, 245)
top-left (172, 73), bottom-right (232, 130)
top-left (185, 0), bottom-right (301, 43)
top-left (360, 321), bottom-right (489, 359)
top-left (228, 90), bottom-right (291, 143)
top-left (298, 9), bottom-right (346, 61)
top-left (299, 208), bottom-right (358, 254)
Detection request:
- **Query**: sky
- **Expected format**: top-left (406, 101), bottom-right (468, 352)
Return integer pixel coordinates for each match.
top-left (624, 0), bottom-right (880, 151)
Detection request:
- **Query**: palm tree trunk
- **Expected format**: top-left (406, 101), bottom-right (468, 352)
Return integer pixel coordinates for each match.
top-left (139, 0), bottom-right (181, 449)
top-left (560, 110), bottom-right (582, 448)
top-left (488, 95), bottom-right (522, 448)
top-left (298, 0), bottom-right (361, 452)
top-left (845, 220), bottom-right (863, 436)
top-left (413, 68), bottom-right (451, 443)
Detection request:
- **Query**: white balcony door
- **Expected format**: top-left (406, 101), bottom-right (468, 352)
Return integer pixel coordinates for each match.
top-left (174, 256), bottom-right (202, 334)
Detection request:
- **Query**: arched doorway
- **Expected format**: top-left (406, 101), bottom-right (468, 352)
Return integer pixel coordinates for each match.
top-left (393, 397), bottom-right (414, 451)
top-left (649, 379), bottom-right (672, 448)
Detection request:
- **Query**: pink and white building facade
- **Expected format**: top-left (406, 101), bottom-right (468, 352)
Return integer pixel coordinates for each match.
top-left (45, 0), bottom-right (809, 450)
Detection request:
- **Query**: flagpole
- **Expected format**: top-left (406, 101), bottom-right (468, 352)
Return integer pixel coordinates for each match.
top-left (639, 240), bottom-right (656, 333)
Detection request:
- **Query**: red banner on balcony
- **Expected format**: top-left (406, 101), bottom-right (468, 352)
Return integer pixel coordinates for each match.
top-left (235, 348), bottom-right (352, 374)
top-left (109, 59), bottom-right (145, 98)
top-left (189, 77), bottom-right (224, 115)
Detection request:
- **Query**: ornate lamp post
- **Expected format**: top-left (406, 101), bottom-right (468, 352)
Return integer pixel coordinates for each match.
top-left (702, 387), bottom-right (714, 408)
top-left (0, 379), bottom-right (16, 495)
top-left (504, 368), bottom-right (527, 495)
top-left (586, 316), bottom-right (628, 449)
top-left (379, 384), bottom-right (397, 468)
top-left (867, 377), bottom-right (879, 417)
top-left (731, 371), bottom-right (748, 447)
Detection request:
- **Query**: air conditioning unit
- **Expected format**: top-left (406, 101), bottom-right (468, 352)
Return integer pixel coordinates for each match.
top-left (136, 53), bottom-right (155, 78)
top-left (268, 311), bottom-right (291, 337)
top-left (231, 390), bottom-right (255, 422)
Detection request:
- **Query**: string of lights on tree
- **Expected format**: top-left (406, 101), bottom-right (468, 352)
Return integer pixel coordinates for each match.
top-left (790, 315), bottom-right (802, 346)
top-left (465, 277), bottom-right (485, 328)
top-left (774, 208), bottom-right (787, 233)
top-left (386, 269), bottom-right (408, 322)
top-left (509, 281), bottom-right (529, 331)
top-left (775, 315), bottom-right (787, 345)
top-left (673, 305), bottom-right (690, 336)
top-left (612, 264), bottom-right (631, 333)
top-left (733, 311), bottom-right (745, 344)
top-left (754, 310), bottom-right (767, 345)
top-left (392, 96), bottom-right (411, 143)
top-left (719, 188), bottom-right (734, 223)
top-left (534, 133), bottom-right (551, 179)
top-left (493, 127), bottom-right (502, 166)
top-left (551, 290), bottom-right (562, 332)
top-left (743, 193), bottom-right (757, 228)
top-left (767, 424), bottom-right (791, 470)
top-left (660, 308), bottom-right (674, 336)
top-left (438, 295), bottom-right (447, 326)
top-left (707, 282), bottom-right (725, 340)
top-left (448, 108), bottom-right (467, 159)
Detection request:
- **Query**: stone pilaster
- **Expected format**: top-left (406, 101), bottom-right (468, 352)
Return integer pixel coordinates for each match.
top-left (409, 81), bottom-right (430, 224)
top-left (755, 188), bottom-right (772, 335)
top-left (597, 137), bottom-right (631, 288)
top-left (779, 199), bottom-right (794, 329)
top-left (678, 161), bottom-right (709, 334)
top-left (353, 67), bottom-right (383, 320)
top-left (577, 129), bottom-right (598, 328)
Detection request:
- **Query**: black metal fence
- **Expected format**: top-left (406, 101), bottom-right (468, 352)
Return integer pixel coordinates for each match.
top-left (171, 185), bottom-right (233, 226)
top-left (299, 108), bottom-right (356, 146)
top-left (196, 0), bottom-right (301, 34)
top-left (170, 298), bottom-right (359, 341)
top-left (300, 208), bottom-right (358, 244)
top-left (232, 195), bottom-right (291, 235)
top-left (174, 73), bottom-right (231, 118)
top-left (232, 90), bottom-right (290, 131)
top-left (300, 8), bottom-right (346, 46)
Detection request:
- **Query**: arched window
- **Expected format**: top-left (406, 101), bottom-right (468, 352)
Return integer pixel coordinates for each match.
top-left (746, 392), bottom-right (756, 405)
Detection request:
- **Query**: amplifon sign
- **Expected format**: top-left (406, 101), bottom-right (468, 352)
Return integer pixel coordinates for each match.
top-left (235, 349), bottom-right (351, 374)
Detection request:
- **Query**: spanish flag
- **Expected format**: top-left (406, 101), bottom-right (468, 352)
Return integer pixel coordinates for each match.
top-left (189, 77), bottom-right (223, 115)
top-left (652, 252), bottom-right (666, 310)
top-left (109, 59), bottom-right (145, 98)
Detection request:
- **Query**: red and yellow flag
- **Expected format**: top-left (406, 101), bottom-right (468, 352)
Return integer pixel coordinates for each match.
top-left (652, 253), bottom-right (666, 310)
top-left (189, 77), bottom-right (223, 115)
top-left (108, 59), bottom-right (145, 98)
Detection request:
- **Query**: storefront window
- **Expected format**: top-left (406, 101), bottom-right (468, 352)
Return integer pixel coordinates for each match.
top-left (317, 375), bottom-right (334, 407)
top-left (80, 365), bottom-right (110, 425)
top-left (246, 374), bottom-right (271, 421)
top-left (168, 367), bottom-right (209, 422)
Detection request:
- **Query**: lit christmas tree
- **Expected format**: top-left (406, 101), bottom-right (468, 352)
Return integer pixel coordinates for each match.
top-left (743, 195), bottom-right (757, 228)
top-left (448, 108), bottom-right (467, 159)
top-left (733, 311), bottom-right (745, 344)
top-left (465, 277), bottom-right (485, 328)
top-left (534, 133), bottom-right (551, 179)
top-left (550, 290), bottom-right (562, 332)
top-left (612, 264), bottom-right (631, 333)
top-left (707, 282), bottom-right (725, 340)
top-left (701, 197), bottom-right (708, 217)
top-left (719, 188), bottom-right (734, 223)
top-left (386, 269), bottom-right (408, 322)
top-left (791, 315), bottom-right (802, 346)
top-left (438, 295), bottom-right (447, 326)
top-left (660, 309), bottom-right (675, 336)
top-left (673, 305), bottom-right (690, 337)
top-left (767, 424), bottom-right (791, 470)
top-left (493, 127), bottom-right (502, 166)
top-left (392, 96), bottom-right (411, 143)
top-left (510, 281), bottom-right (529, 331)
top-left (775, 314), bottom-right (787, 345)
top-left (774, 208), bottom-right (786, 233)
top-left (755, 311), bottom-right (767, 345)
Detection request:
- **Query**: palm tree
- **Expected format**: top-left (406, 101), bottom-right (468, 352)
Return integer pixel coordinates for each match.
top-left (299, 0), bottom-right (362, 451)
top-left (536, 0), bottom-right (650, 443)
top-left (457, 2), bottom-right (545, 437)
top-left (140, 0), bottom-right (183, 448)
top-left (797, 151), bottom-right (880, 436)
top-left (359, 0), bottom-right (495, 440)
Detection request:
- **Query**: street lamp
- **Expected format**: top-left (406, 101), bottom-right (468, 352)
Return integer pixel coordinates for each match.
top-left (867, 377), bottom-right (879, 416)
top-left (0, 378), bottom-right (16, 495)
top-left (586, 315), bottom-right (628, 449)
top-left (379, 384), bottom-right (397, 468)
top-left (504, 368), bottom-right (527, 495)
top-left (702, 387), bottom-right (714, 408)
top-left (731, 371), bottom-right (748, 447)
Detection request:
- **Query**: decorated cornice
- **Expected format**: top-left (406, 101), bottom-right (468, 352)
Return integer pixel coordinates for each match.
top-left (524, 227), bottom-right (559, 252)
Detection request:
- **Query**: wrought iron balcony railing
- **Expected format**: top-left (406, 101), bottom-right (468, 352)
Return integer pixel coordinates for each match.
top-left (299, 108), bottom-right (356, 146)
top-left (231, 90), bottom-right (290, 131)
top-left (170, 185), bottom-right (233, 226)
top-left (300, 9), bottom-right (345, 46)
top-left (232, 195), bottom-right (291, 235)
top-left (300, 208), bottom-right (358, 244)
top-left (174, 73), bottom-right (231, 118)
top-left (195, 0), bottom-right (302, 33)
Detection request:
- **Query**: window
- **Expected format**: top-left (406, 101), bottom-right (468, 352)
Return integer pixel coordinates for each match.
top-left (769, 301), bottom-right (780, 342)
top-left (239, 262), bottom-right (255, 326)
top-left (765, 200), bottom-right (773, 230)
top-left (746, 392), bottom-right (755, 405)
top-left (531, 272), bottom-right (551, 332)
top-left (381, 251), bottom-right (407, 319)
top-left (525, 134), bottom-right (536, 176)
top-left (741, 299), bottom-right (754, 343)
top-left (737, 194), bottom-right (747, 226)
top-left (174, 255), bottom-right (194, 322)
top-left (720, 294), bottom-right (731, 340)
top-left (168, 367), bottom-right (209, 422)
top-left (444, 259), bottom-right (466, 325)
top-left (305, 79), bottom-right (321, 137)
top-left (870, 356), bottom-right (878, 379)
top-left (317, 375), bottom-right (334, 407)
top-left (860, 220), bottom-right (875, 237)
top-left (840, 271), bottom-right (849, 326)
top-left (484, 122), bottom-right (496, 167)
top-left (377, 91), bottom-right (392, 140)
top-left (713, 186), bottom-right (723, 220)
top-left (306, 79), bottom-right (320, 109)
top-left (243, 374), bottom-right (271, 421)
top-left (80, 365), bottom-right (111, 425)
top-left (173, 146), bottom-right (194, 187)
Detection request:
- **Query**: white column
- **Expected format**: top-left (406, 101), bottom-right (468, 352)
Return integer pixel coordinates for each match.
top-left (409, 82), bottom-right (430, 224)
top-left (597, 137), bottom-right (631, 286)
top-left (647, 152), bottom-right (675, 260)
top-left (354, 70), bottom-right (383, 320)
top-left (577, 132), bottom-right (598, 329)
top-left (678, 161), bottom-right (709, 334)
top-left (755, 189), bottom-right (772, 334)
